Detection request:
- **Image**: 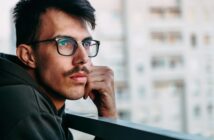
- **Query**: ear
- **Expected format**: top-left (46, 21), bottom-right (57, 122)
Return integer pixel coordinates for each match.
top-left (16, 44), bottom-right (37, 69)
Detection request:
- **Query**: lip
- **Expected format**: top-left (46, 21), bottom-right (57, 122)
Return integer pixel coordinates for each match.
top-left (69, 72), bottom-right (87, 83)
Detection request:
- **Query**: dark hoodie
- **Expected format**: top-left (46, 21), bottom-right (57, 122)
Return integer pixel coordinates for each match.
top-left (0, 53), bottom-right (73, 140)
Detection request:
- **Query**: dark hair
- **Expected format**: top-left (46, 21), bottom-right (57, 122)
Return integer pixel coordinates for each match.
top-left (13, 0), bottom-right (96, 46)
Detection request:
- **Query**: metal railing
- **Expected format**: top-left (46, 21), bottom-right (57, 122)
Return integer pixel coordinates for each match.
top-left (65, 113), bottom-right (212, 140)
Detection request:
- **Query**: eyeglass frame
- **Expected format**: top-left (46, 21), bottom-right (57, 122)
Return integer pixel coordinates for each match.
top-left (27, 35), bottom-right (100, 57)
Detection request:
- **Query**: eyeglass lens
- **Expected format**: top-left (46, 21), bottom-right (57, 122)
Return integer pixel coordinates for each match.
top-left (57, 37), bottom-right (98, 57)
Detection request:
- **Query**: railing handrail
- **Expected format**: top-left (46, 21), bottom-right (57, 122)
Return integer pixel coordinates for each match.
top-left (64, 113), bottom-right (211, 140)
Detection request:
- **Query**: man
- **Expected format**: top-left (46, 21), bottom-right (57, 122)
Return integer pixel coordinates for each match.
top-left (0, 0), bottom-right (117, 139)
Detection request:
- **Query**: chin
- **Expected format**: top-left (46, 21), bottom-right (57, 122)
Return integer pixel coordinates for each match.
top-left (66, 90), bottom-right (85, 100)
top-left (68, 95), bottom-right (83, 100)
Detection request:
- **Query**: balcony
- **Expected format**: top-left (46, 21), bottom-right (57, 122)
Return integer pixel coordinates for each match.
top-left (65, 113), bottom-right (211, 140)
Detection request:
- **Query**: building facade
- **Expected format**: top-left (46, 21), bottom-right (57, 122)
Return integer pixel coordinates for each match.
top-left (89, 0), bottom-right (214, 138)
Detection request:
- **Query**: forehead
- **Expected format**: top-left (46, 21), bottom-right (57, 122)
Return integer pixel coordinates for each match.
top-left (38, 8), bottom-right (91, 40)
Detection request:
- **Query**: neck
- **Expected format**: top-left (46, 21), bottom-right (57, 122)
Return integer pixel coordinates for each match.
top-left (45, 92), bottom-right (65, 110)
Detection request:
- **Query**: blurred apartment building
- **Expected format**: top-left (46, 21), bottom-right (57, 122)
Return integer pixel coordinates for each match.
top-left (90, 0), bottom-right (214, 138)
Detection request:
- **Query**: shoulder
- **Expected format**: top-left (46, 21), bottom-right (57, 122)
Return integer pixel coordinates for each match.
top-left (0, 84), bottom-right (38, 109)
top-left (0, 84), bottom-right (62, 138)
top-left (0, 84), bottom-right (46, 114)
top-left (4, 113), bottom-right (67, 140)
top-left (0, 84), bottom-right (55, 113)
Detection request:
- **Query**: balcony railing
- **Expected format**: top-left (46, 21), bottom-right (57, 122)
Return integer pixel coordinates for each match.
top-left (65, 113), bottom-right (211, 140)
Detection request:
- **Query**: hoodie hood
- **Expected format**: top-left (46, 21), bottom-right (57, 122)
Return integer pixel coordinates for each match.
top-left (0, 53), bottom-right (39, 89)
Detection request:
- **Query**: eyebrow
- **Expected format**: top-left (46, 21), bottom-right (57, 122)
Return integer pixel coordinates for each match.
top-left (56, 35), bottom-right (93, 42)
top-left (82, 36), bottom-right (93, 42)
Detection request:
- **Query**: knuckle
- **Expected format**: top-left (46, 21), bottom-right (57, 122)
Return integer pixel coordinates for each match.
top-left (105, 72), bottom-right (114, 80)
top-left (105, 67), bottom-right (114, 76)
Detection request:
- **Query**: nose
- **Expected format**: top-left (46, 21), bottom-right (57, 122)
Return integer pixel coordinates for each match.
top-left (72, 45), bottom-right (89, 66)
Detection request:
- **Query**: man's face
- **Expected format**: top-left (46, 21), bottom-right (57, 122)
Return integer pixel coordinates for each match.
top-left (34, 9), bottom-right (92, 100)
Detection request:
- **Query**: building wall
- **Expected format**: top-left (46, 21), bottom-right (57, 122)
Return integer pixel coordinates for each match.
top-left (90, 0), bottom-right (214, 138)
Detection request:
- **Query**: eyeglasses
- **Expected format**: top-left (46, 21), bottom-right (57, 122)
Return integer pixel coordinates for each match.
top-left (28, 36), bottom-right (100, 57)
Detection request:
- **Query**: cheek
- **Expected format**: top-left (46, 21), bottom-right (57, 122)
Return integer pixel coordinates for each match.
top-left (36, 60), bottom-right (67, 95)
top-left (38, 58), bottom-right (65, 81)
top-left (35, 54), bottom-right (61, 82)
top-left (35, 48), bottom-right (70, 75)
top-left (37, 55), bottom-right (74, 86)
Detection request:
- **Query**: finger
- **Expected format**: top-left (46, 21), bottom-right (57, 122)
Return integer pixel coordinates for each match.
top-left (85, 77), bottom-right (110, 99)
top-left (84, 79), bottom-right (106, 99)
top-left (88, 75), bottom-right (106, 82)
top-left (88, 91), bottom-right (95, 101)
top-left (89, 66), bottom-right (111, 73)
top-left (84, 75), bottom-right (104, 99)
top-left (89, 68), bottom-right (113, 80)
top-left (86, 66), bottom-right (114, 99)
top-left (84, 76), bottom-right (109, 99)
top-left (87, 81), bottom-right (112, 96)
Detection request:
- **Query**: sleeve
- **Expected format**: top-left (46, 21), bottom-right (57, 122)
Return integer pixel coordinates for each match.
top-left (5, 113), bottom-right (68, 140)
top-left (94, 137), bottom-right (104, 140)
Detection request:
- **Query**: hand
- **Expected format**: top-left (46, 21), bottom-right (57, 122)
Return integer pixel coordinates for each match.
top-left (84, 66), bottom-right (117, 119)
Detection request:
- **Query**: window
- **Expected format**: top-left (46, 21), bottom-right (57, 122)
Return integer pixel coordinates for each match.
top-left (167, 7), bottom-right (181, 18)
top-left (138, 87), bottom-right (146, 97)
top-left (205, 63), bottom-right (212, 73)
top-left (137, 65), bottom-right (144, 73)
top-left (193, 105), bottom-right (201, 118)
top-left (204, 34), bottom-right (211, 45)
top-left (151, 55), bottom-right (183, 70)
top-left (207, 103), bottom-right (213, 117)
top-left (151, 57), bottom-right (165, 69)
top-left (173, 81), bottom-right (185, 96)
top-left (150, 31), bottom-right (182, 45)
top-left (169, 56), bottom-right (183, 68)
top-left (150, 3), bottom-right (181, 19)
top-left (168, 32), bottom-right (182, 44)
top-left (116, 83), bottom-right (128, 100)
top-left (153, 80), bottom-right (184, 97)
top-left (119, 110), bottom-right (131, 120)
top-left (151, 32), bottom-right (166, 44)
top-left (191, 34), bottom-right (197, 47)
top-left (206, 88), bottom-right (213, 97)
top-left (150, 7), bottom-right (165, 19)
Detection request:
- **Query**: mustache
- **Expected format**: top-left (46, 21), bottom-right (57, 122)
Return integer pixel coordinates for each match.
top-left (63, 66), bottom-right (90, 77)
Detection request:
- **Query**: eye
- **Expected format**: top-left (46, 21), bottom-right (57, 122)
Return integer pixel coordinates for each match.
top-left (83, 40), bottom-right (92, 48)
top-left (58, 39), bottom-right (69, 47)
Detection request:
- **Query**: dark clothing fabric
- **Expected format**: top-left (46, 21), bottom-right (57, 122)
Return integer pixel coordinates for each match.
top-left (0, 53), bottom-right (73, 140)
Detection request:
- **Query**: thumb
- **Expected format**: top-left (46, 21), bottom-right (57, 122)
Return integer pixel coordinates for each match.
top-left (89, 92), bottom-right (95, 101)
